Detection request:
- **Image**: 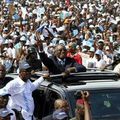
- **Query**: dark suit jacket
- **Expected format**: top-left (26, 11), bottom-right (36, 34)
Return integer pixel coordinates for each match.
top-left (39, 52), bottom-right (86, 74)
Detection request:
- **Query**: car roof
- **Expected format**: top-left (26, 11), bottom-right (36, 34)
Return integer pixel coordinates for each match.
top-left (66, 79), bottom-right (120, 91)
top-left (34, 70), bottom-right (120, 91)
top-left (6, 71), bottom-right (120, 91)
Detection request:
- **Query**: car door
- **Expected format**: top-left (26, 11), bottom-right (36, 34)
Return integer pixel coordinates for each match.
top-left (33, 86), bottom-right (63, 119)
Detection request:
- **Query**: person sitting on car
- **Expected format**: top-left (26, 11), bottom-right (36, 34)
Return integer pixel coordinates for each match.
top-left (70, 91), bottom-right (92, 120)
top-left (42, 99), bottom-right (69, 120)
top-left (39, 42), bottom-right (86, 74)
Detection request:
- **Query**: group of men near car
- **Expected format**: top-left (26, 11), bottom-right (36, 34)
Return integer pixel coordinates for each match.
top-left (0, 39), bottom-right (120, 120)
top-left (0, 42), bottom-right (87, 120)
top-left (1, 41), bottom-right (120, 120)
top-left (0, 0), bottom-right (120, 118)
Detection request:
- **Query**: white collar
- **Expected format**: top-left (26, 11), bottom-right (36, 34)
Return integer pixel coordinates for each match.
top-left (57, 57), bottom-right (65, 62)
top-left (18, 76), bottom-right (30, 85)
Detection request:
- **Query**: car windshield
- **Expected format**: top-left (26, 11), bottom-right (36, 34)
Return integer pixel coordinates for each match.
top-left (68, 89), bottom-right (120, 120)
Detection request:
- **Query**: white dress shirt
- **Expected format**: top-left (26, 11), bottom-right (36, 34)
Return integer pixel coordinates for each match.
top-left (0, 76), bottom-right (44, 120)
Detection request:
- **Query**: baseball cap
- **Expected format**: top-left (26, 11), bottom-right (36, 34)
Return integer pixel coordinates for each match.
top-left (20, 36), bottom-right (26, 42)
top-left (19, 61), bottom-right (31, 71)
top-left (53, 109), bottom-right (68, 120)
top-left (89, 47), bottom-right (95, 52)
top-left (59, 40), bottom-right (66, 46)
top-left (95, 50), bottom-right (103, 56)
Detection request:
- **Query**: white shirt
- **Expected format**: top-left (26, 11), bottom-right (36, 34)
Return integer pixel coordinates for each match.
top-left (6, 47), bottom-right (16, 59)
top-left (113, 63), bottom-right (120, 75)
top-left (95, 59), bottom-right (106, 70)
top-left (0, 76), bottom-right (44, 120)
top-left (86, 57), bottom-right (96, 68)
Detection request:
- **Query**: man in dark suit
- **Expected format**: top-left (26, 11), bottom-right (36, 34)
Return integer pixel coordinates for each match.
top-left (39, 43), bottom-right (86, 74)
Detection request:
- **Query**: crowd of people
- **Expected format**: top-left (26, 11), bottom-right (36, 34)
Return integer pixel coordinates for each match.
top-left (0, 0), bottom-right (120, 119)
top-left (0, 0), bottom-right (120, 74)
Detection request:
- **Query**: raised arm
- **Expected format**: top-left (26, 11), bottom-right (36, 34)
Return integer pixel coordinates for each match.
top-left (81, 91), bottom-right (92, 120)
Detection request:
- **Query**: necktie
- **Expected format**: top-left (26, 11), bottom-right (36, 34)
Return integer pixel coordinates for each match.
top-left (60, 60), bottom-right (65, 66)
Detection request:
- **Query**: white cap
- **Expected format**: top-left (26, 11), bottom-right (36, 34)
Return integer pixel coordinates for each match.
top-left (20, 36), bottom-right (26, 41)
top-left (95, 50), bottom-right (103, 56)
top-left (114, 3), bottom-right (119, 7)
top-left (25, 40), bottom-right (31, 46)
top-left (88, 19), bottom-right (93, 23)
top-left (83, 4), bottom-right (88, 9)
top-left (56, 26), bottom-right (65, 32)
top-left (89, 47), bottom-right (95, 52)
top-left (98, 39), bottom-right (104, 43)
top-left (89, 25), bottom-right (94, 28)
top-left (105, 46), bottom-right (110, 50)
top-left (59, 40), bottom-right (66, 46)
top-left (3, 27), bottom-right (8, 32)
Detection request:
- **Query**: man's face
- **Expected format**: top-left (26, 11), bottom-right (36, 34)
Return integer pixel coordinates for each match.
top-left (55, 45), bottom-right (67, 60)
top-left (0, 96), bottom-right (8, 108)
top-left (19, 69), bottom-right (31, 82)
top-left (29, 52), bottom-right (37, 59)
top-left (0, 66), bottom-right (6, 79)
top-left (95, 54), bottom-right (101, 61)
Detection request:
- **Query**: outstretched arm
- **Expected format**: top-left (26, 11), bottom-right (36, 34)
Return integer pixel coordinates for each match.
top-left (81, 91), bottom-right (92, 120)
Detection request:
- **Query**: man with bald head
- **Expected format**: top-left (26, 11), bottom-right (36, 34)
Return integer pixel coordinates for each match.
top-left (39, 44), bottom-right (86, 74)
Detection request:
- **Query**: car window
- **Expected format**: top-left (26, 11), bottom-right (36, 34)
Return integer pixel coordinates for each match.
top-left (42, 89), bottom-right (61, 117)
top-left (90, 89), bottom-right (120, 120)
top-left (68, 89), bottom-right (120, 120)
top-left (33, 87), bottom-right (62, 119)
